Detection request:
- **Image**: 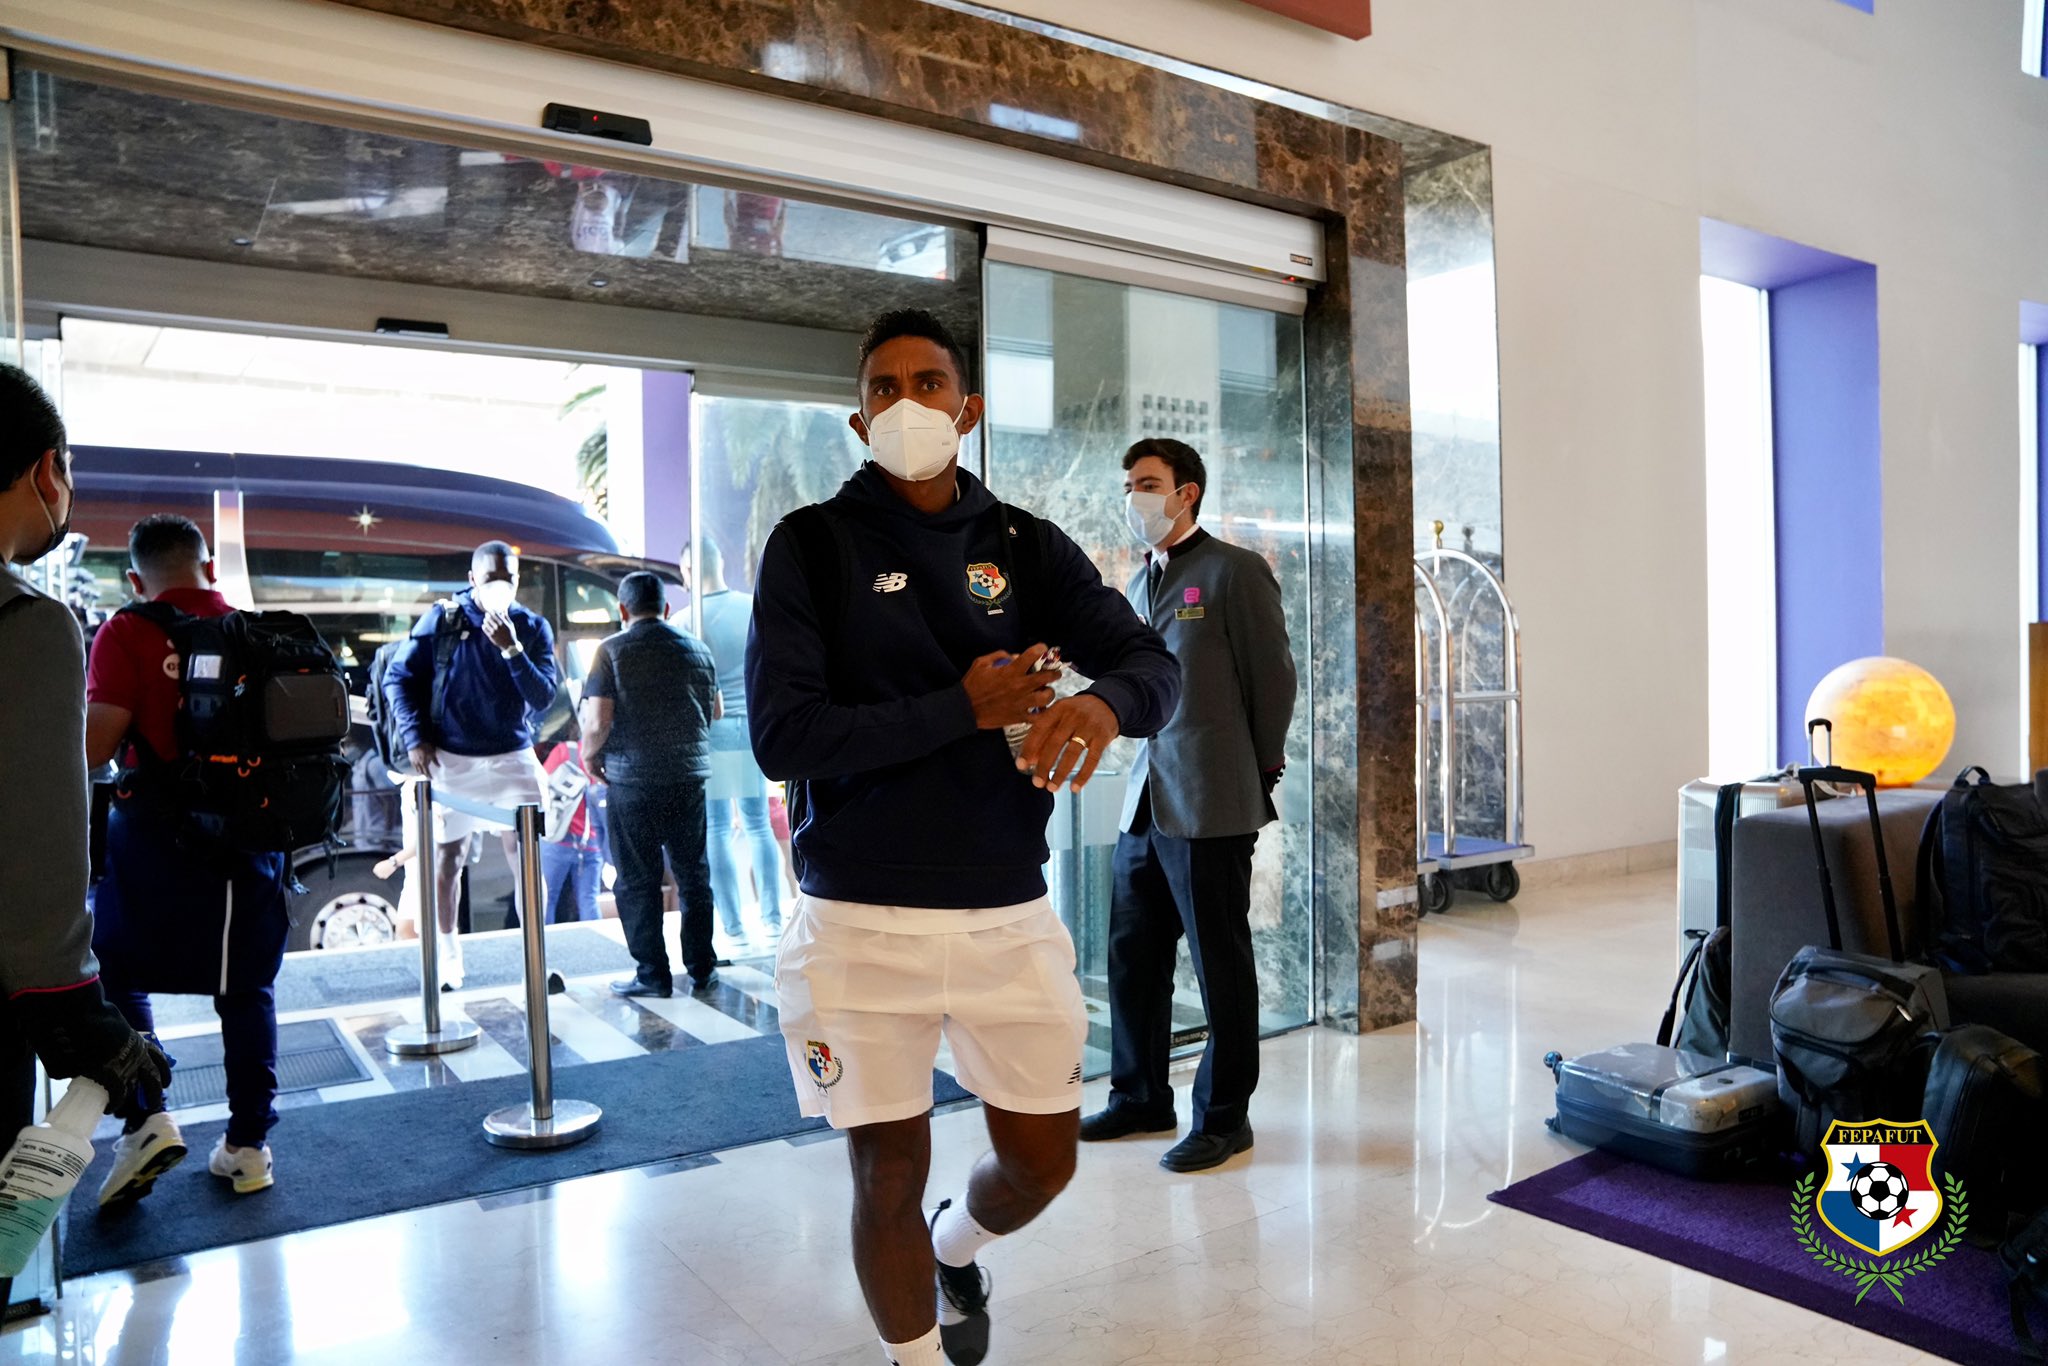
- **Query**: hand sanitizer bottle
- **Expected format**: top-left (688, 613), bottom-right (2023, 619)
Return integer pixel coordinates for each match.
top-left (1003, 649), bottom-right (1065, 762)
top-left (0, 1079), bottom-right (109, 1276)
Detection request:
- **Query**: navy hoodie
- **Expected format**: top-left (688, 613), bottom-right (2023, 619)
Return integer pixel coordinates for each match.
top-left (746, 465), bottom-right (1180, 909)
top-left (385, 589), bottom-right (560, 758)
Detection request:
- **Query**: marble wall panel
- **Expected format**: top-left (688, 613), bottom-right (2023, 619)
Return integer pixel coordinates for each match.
top-left (322, 0), bottom-right (1419, 1030)
top-left (1406, 151), bottom-right (1508, 857)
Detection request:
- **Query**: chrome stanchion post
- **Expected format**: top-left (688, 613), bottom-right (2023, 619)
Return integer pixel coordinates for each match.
top-left (386, 774), bottom-right (480, 1057)
top-left (484, 803), bottom-right (601, 1149)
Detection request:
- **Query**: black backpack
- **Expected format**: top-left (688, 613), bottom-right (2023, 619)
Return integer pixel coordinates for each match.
top-left (119, 602), bottom-right (351, 854)
top-left (1918, 766), bottom-right (2048, 974)
top-left (1658, 926), bottom-right (1732, 1059)
top-left (1656, 774), bottom-right (1773, 1061)
top-left (365, 604), bottom-right (464, 774)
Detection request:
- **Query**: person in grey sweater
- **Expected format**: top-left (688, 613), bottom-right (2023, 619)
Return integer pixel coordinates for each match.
top-left (1081, 437), bottom-right (1298, 1173)
top-left (0, 366), bottom-right (171, 1302)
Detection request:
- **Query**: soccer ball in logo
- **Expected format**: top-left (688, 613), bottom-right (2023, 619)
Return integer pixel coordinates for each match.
top-left (1851, 1162), bottom-right (1909, 1219)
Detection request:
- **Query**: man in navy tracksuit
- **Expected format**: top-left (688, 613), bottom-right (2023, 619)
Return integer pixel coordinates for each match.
top-left (384, 541), bottom-right (560, 986)
top-left (748, 309), bottom-right (1179, 1366)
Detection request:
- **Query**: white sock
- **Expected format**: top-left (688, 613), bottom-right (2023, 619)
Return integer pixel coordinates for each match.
top-left (932, 1198), bottom-right (1000, 1268)
top-left (880, 1327), bottom-right (943, 1366)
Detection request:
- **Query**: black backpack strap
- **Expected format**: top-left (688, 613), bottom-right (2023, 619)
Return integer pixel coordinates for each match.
top-left (1658, 928), bottom-right (1709, 1048)
top-left (424, 601), bottom-right (465, 735)
top-left (1712, 781), bottom-right (1747, 931)
top-left (1000, 503), bottom-right (1049, 645)
top-left (113, 600), bottom-right (199, 769)
top-left (1916, 797), bottom-right (1947, 929)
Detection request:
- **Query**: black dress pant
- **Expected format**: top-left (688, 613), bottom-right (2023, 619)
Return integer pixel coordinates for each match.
top-left (608, 778), bottom-right (716, 987)
top-left (1106, 788), bottom-right (1260, 1135)
top-left (0, 1001), bottom-right (36, 1313)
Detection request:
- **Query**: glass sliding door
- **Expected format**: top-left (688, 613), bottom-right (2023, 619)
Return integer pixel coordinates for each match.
top-left (982, 261), bottom-right (1314, 1076)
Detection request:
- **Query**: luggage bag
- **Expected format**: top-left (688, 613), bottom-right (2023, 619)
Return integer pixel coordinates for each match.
top-left (1768, 762), bottom-right (1950, 1157)
top-left (1544, 1043), bottom-right (1781, 1179)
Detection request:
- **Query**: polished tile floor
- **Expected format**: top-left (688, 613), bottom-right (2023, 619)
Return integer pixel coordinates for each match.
top-left (0, 870), bottom-right (1938, 1364)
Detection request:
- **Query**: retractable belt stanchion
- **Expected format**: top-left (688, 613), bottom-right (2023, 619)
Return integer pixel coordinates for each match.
top-left (386, 775), bottom-right (480, 1057)
top-left (484, 802), bottom-right (602, 1150)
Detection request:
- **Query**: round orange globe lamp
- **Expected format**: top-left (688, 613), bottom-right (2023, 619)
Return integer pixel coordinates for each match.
top-left (1803, 657), bottom-right (1955, 787)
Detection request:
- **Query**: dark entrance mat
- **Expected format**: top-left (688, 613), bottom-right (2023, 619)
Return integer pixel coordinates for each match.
top-left (163, 1019), bottom-right (370, 1109)
top-left (66, 1034), bottom-right (973, 1277)
top-left (1489, 1151), bottom-right (2043, 1366)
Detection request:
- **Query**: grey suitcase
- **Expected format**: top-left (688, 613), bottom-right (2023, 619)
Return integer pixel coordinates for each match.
top-left (1544, 1043), bottom-right (1781, 1178)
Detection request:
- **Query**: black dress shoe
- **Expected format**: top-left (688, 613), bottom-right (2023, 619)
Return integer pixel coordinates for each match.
top-left (688, 971), bottom-right (721, 995)
top-left (1079, 1105), bottom-right (1178, 1142)
top-left (610, 977), bottom-right (672, 998)
top-left (1160, 1123), bottom-right (1253, 1172)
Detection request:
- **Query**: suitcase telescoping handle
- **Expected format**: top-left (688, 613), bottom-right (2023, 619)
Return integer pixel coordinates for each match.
top-left (1808, 717), bottom-right (1832, 767)
top-left (1794, 722), bottom-right (1905, 962)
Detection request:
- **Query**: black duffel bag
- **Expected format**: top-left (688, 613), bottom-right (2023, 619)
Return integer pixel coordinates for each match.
top-left (1925, 1025), bottom-right (2048, 1243)
top-left (1769, 764), bottom-right (1949, 1156)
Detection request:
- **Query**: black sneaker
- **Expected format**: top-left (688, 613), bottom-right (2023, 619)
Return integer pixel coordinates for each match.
top-left (930, 1199), bottom-right (992, 1365)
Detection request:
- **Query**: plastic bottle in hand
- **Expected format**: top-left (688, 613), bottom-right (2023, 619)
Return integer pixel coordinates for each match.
top-left (1002, 649), bottom-right (1064, 763)
top-left (0, 1079), bottom-right (109, 1276)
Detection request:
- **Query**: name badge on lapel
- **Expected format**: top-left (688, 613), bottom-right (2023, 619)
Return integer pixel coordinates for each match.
top-left (1175, 586), bottom-right (1206, 621)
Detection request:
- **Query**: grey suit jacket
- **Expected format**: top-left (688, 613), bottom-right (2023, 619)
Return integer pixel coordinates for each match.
top-left (1119, 529), bottom-right (1297, 840)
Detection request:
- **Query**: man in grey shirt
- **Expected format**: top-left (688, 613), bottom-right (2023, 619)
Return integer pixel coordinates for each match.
top-left (0, 366), bottom-right (169, 1303)
top-left (1080, 437), bottom-right (1297, 1173)
top-left (690, 534), bottom-right (785, 942)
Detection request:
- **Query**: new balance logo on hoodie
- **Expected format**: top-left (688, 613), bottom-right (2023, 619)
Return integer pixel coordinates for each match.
top-left (872, 572), bottom-right (909, 593)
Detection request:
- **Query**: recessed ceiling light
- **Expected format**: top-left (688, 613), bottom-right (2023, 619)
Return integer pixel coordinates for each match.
top-left (588, 276), bottom-right (610, 288)
top-left (231, 236), bottom-right (254, 247)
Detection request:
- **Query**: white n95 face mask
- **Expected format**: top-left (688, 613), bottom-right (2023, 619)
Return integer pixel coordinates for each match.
top-left (1124, 489), bottom-right (1183, 547)
top-left (866, 398), bottom-right (964, 482)
top-left (475, 580), bottom-right (517, 615)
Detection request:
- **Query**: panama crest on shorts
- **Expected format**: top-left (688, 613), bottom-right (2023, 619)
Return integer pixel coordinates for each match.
top-left (805, 1040), bottom-right (844, 1090)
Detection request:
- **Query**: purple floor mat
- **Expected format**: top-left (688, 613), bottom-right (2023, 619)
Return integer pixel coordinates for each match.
top-left (1489, 1151), bottom-right (2043, 1365)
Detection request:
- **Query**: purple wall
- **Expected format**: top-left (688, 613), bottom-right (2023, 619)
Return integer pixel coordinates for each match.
top-left (1839, 0), bottom-right (1874, 12)
top-left (640, 370), bottom-right (694, 568)
top-left (1771, 266), bottom-right (1882, 763)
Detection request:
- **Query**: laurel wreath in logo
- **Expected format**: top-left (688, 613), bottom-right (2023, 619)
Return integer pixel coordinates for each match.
top-left (1789, 1171), bottom-right (1969, 1304)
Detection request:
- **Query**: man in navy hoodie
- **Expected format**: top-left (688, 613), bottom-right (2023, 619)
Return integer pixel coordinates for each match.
top-left (383, 541), bottom-right (560, 986)
top-left (748, 309), bottom-right (1179, 1366)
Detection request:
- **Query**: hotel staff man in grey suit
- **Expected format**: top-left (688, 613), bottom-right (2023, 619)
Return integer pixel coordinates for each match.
top-left (1081, 437), bottom-right (1297, 1173)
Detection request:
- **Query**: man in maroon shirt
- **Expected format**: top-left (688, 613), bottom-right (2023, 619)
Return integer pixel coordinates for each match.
top-left (85, 514), bottom-right (290, 1203)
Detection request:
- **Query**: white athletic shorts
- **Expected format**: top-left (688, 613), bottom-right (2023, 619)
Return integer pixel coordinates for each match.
top-left (775, 895), bottom-right (1089, 1129)
top-left (425, 749), bottom-right (546, 843)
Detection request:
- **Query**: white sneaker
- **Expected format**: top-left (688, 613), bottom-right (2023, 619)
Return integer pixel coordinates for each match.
top-left (97, 1112), bottom-right (188, 1207)
top-left (207, 1136), bottom-right (274, 1195)
top-left (437, 929), bottom-right (465, 991)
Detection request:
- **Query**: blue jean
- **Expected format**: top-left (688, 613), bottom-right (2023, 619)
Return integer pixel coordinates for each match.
top-left (540, 840), bottom-right (602, 923)
top-left (707, 796), bottom-right (783, 936)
